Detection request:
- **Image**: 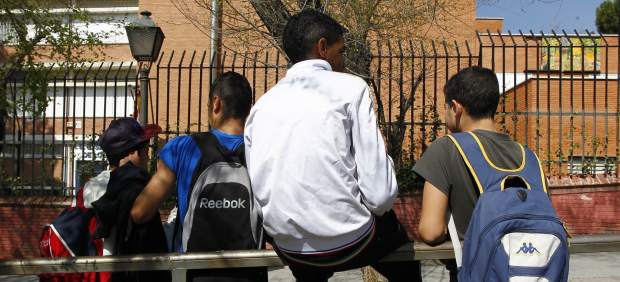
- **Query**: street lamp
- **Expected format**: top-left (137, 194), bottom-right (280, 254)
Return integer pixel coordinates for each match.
top-left (125, 10), bottom-right (165, 124)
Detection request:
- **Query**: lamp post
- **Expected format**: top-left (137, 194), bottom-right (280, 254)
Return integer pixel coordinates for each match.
top-left (125, 10), bottom-right (165, 125)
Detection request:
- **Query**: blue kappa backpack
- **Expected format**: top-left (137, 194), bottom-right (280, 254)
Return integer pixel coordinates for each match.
top-left (448, 132), bottom-right (569, 282)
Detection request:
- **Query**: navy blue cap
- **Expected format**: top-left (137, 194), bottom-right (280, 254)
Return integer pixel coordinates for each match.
top-left (98, 117), bottom-right (161, 157)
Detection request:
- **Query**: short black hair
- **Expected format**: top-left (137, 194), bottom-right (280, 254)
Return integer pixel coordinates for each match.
top-left (282, 9), bottom-right (346, 64)
top-left (209, 71), bottom-right (252, 120)
top-left (444, 66), bottom-right (500, 119)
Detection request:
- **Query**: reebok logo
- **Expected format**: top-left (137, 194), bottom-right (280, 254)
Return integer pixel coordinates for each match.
top-left (199, 198), bottom-right (246, 209)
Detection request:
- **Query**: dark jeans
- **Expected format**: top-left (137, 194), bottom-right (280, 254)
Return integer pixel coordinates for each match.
top-left (274, 210), bottom-right (422, 282)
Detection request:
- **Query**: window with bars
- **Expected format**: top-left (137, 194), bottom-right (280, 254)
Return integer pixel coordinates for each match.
top-left (568, 156), bottom-right (617, 175)
top-left (0, 22), bottom-right (17, 44)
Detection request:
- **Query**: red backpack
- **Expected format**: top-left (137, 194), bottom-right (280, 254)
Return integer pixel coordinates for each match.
top-left (38, 187), bottom-right (111, 282)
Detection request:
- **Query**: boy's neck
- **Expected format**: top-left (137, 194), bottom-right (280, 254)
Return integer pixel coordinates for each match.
top-left (214, 119), bottom-right (244, 135)
top-left (459, 117), bottom-right (496, 133)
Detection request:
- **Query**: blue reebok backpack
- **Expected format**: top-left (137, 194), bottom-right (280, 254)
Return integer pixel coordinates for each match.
top-left (448, 132), bottom-right (569, 282)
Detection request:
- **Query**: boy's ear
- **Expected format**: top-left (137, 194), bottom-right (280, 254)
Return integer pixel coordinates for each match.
top-left (317, 37), bottom-right (328, 59)
top-left (212, 95), bottom-right (221, 113)
top-left (451, 99), bottom-right (464, 117)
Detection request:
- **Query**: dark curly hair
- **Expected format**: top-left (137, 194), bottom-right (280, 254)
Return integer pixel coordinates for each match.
top-left (444, 66), bottom-right (500, 120)
top-left (209, 71), bottom-right (253, 121)
top-left (282, 10), bottom-right (346, 64)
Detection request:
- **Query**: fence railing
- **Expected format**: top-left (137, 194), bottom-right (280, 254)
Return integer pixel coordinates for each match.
top-left (1, 234), bottom-right (618, 276)
top-left (0, 31), bottom-right (618, 194)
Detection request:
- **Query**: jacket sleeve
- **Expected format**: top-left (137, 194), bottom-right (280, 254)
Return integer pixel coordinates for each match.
top-left (350, 82), bottom-right (398, 215)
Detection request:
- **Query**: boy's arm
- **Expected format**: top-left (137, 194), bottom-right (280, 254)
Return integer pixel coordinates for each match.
top-left (351, 83), bottom-right (398, 215)
top-left (418, 181), bottom-right (449, 245)
top-left (131, 160), bottom-right (176, 224)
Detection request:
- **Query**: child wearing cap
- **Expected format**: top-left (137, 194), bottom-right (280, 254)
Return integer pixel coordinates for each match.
top-left (91, 117), bottom-right (170, 282)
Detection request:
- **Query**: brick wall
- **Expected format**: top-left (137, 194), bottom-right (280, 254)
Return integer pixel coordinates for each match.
top-left (1, 182), bottom-right (619, 259)
top-left (394, 183), bottom-right (620, 240)
top-left (475, 18), bottom-right (504, 32)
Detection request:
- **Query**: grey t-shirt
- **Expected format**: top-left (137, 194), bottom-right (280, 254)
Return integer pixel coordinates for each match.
top-left (412, 130), bottom-right (523, 238)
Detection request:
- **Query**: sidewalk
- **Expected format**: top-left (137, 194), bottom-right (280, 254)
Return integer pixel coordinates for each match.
top-left (2, 252), bottom-right (619, 281)
top-left (267, 251), bottom-right (620, 281)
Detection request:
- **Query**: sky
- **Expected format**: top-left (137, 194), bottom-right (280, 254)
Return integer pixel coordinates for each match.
top-left (476, 0), bottom-right (607, 33)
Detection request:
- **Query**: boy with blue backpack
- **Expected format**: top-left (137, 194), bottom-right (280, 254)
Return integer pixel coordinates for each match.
top-left (414, 66), bottom-right (569, 281)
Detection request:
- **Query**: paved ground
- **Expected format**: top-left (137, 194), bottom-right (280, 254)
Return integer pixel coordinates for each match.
top-left (2, 252), bottom-right (619, 281)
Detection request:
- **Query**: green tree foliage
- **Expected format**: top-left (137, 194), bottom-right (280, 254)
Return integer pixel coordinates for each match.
top-left (596, 0), bottom-right (619, 34)
top-left (0, 0), bottom-right (106, 116)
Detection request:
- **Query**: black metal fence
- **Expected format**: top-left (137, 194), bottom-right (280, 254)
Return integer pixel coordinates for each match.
top-left (1, 31), bottom-right (618, 195)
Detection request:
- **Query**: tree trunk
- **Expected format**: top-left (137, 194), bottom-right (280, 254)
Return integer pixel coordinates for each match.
top-left (248, 0), bottom-right (291, 46)
top-left (250, 2), bottom-right (416, 166)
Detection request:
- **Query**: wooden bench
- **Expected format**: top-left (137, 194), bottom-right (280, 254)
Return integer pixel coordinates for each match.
top-left (0, 234), bottom-right (618, 278)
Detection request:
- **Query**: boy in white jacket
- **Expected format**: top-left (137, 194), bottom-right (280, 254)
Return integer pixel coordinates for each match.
top-left (244, 10), bottom-right (421, 281)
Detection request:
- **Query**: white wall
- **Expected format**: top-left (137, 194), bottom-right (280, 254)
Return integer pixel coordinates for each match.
top-left (47, 83), bottom-right (136, 118)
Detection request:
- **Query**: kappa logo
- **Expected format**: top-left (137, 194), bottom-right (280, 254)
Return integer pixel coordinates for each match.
top-left (516, 242), bottom-right (541, 255)
top-left (199, 198), bottom-right (246, 209)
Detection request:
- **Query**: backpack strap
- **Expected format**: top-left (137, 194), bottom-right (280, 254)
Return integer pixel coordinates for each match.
top-left (520, 148), bottom-right (548, 193)
top-left (447, 132), bottom-right (524, 193)
top-left (448, 132), bottom-right (546, 193)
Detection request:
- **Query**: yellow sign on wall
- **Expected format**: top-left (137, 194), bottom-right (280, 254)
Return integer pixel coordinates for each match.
top-left (540, 37), bottom-right (601, 72)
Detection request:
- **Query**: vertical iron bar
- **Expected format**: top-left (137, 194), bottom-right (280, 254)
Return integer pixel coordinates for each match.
top-left (541, 32), bottom-right (552, 173)
top-left (587, 30), bottom-right (599, 172)
top-left (562, 30), bottom-right (576, 174)
top-left (432, 41), bottom-right (438, 141)
top-left (531, 30), bottom-right (542, 158)
top-left (198, 51), bottom-right (206, 132)
top-left (102, 63), bottom-right (113, 131)
top-left (601, 34), bottom-right (610, 173)
top-left (51, 74), bottom-right (58, 192)
top-left (377, 41), bottom-right (385, 137)
top-left (443, 41), bottom-right (449, 135)
top-left (421, 43), bottom-right (427, 149)
top-left (409, 40), bottom-right (415, 161)
top-left (165, 51), bottom-right (175, 142)
top-left (498, 32), bottom-right (507, 134)
top-left (575, 31), bottom-right (586, 173)
top-left (398, 41), bottom-right (404, 159)
top-left (113, 62), bottom-right (124, 121)
top-left (476, 32), bottom-right (483, 66)
top-left (92, 63), bottom-right (103, 180)
top-left (43, 64), bottom-right (55, 191)
top-left (241, 52), bottom-right (248, 78)
top-left (455, 40), bottom-right (461, 71)
top-left (263, 51), bottom-right (269, 109)
top-left (82, 63), bottom-right (94, 173)
top-left (207, 47), bottom-right (214, 120)
top-left (12, 80), bottom-right (19, 189)
top-left (549, 30), bottom-right (564, 174)
top-left (252, 52), bottom-right (258, 103)
top-left (177, 51), bottom-right (186, 138)
top-left (275, 51), bottom-right (281, 85)
top-left (156, 51), bottom-right (164, 139)
top-left (508, 31), bottom-right (518, 141)
top-left (519, 31), bottom-right (530, 146)
top-left (61, 68), bottom-right (69, 191)
top-left (487, 30), bottom-right (496, 71)
top-left (231, 52), bottom-right (237, 73)
top-left (387, 41), bottom-right (393, 146)
top-left (187, 51), bottom-right (196, 134)
top-left (71, 65), bottom-right (82, 190)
